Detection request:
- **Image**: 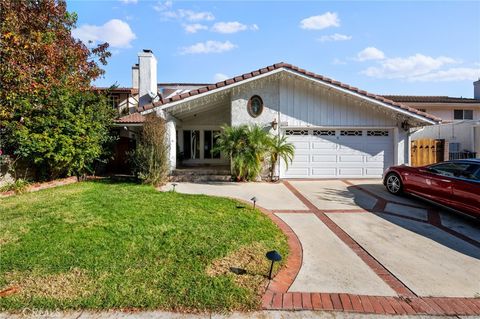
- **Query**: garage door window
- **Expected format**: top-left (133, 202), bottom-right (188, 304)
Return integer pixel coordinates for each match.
top-left (286, 129), bottom-right (309, 136)
top-left (340, 130), bottom-right (363, 136)
top-left (367, 130), bottom-right (389, 136)
top-left (313, 130), bottom-right (335, 136)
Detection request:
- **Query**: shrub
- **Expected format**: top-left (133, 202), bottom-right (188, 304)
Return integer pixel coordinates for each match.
top-left (214, 125), bottom-right (270, 181)
top-left (0, 178), bottom-right (30, 194)
top-left (130, 115), bottom-right (169, 186)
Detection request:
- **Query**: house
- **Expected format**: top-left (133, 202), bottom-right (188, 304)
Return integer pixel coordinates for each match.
top-left (113, 49), bottom-right (441, 179)
top-left (382, 84), bottom-right (480, 159)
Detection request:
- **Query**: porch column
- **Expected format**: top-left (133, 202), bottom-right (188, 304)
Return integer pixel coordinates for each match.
top-left (165, 116), bottom-right (176, 172)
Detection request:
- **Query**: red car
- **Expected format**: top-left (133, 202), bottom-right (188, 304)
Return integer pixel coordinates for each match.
top-left (383, 159), bottom-right (480, 219)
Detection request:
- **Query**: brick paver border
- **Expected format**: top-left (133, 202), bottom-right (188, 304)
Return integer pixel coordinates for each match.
top-left (0, 176), bottom-right (78, 197)
top-left (260, 180), bottom-right (480, 316)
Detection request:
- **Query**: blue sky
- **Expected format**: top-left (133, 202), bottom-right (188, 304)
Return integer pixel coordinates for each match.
top-left (68, 1), bottom-right (480, 97)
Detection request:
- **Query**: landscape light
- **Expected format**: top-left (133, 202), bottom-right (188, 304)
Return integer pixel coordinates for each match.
top-left (265, 250), bottom-right (282, 280)
top-left (250, 196), bottom-right (257, 209)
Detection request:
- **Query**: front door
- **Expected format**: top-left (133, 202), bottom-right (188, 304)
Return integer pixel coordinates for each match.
top-left (180, 128), bottom-right (225, 165)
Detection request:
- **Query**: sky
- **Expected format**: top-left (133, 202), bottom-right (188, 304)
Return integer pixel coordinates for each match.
top-left (67, 1), bottom-right (480, 98)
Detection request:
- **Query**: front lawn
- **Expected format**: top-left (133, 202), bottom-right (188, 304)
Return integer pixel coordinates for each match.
top-left (0, 180), bottom-right (288, 312)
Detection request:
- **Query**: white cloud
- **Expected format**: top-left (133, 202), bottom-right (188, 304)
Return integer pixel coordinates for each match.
top-left (72, 19), bottom-right (136, 48)
top-left (211, 22), bottom-right (259, 33)
top-left (318, 33), bottom-right (352, 42)
top-left (162, 9), bottom-right (214, 21)
top-left (180, 40), bottom-right (236, 55)
top-left (212, 22), bottom-right (247, 34)
top-left (183, 23), bottom-right (208, 34)
top-left (153, 0), bottom-right (172, 11)
top-left (300, 12), bottom-right (340, 30)
top-left (362, 53), bottom-right (459, 80)
top-left (120, 0), bottom-right (137, 4)
top-left (213, 73), bottom-right (229, 82)
top-left (409, 67), bottom-right (480, 82)
top-left (357, 47), bottom-right (385, 61)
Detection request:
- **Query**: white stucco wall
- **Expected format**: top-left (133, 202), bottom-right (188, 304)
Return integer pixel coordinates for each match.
top-left (411, 121), bottom-right (480, 154)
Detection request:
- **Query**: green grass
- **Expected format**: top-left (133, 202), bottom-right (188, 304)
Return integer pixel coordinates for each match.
top-left (0, 180), bottom-right (288, 312)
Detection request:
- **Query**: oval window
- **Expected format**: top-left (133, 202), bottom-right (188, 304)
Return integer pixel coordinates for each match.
top-left (247, 95), bottom-right (264, 118)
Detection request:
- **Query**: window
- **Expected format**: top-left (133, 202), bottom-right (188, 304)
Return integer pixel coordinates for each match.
top-left (428, 162), bottom-right (480, 181)
top-left (313, 130), bottom-right (335, 136)
top-left (340, 130), bottom-right (363, 136)
top-left (204, 130), bottom-right (220, 159)
top-left (108, 94), bottom-right (120, 109)
top-left (454, 109), bottom-right (474, 120)
top-left (286, 129), bottom-right (309, 136)
top-left (183, 130), bottom-right (200, 159)
top-left (367, 130), bottom-right (389, 136)
top-left (247, 95), bottom-right (264, 118)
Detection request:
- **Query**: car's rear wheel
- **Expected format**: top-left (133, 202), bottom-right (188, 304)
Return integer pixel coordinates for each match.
top-left (385, 173), bottom-right (403, 195)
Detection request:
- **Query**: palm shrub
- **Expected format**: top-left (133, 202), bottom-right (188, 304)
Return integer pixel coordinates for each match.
top-left (130, 114), bottom-right (169, 186)
top-left (268, 135), bottom-right (295, 181)
top-left (214, 125), bottom-right (270, 181)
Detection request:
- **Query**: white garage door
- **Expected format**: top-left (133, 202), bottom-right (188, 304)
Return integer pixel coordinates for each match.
top-left (281, 128), bottom-right (394, 178)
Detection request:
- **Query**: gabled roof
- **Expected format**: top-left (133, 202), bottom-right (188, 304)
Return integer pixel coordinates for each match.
top-left (383, 95), bottom-right (480, 104)
top-left (138, 62), bottom-right (440, 123)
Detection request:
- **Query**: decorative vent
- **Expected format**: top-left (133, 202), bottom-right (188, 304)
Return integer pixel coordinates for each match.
top-left (286, 129), bottom-right (309, 136)
top-left (313, 130), bottom-right (335, 136)
top-left (340, 130), bottom-right (363, 136)
top-left (367, 130), bottom-right (389, 136)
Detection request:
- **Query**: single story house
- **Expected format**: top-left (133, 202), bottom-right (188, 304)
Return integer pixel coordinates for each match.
top-left (113, 49), bottom-right (441, 179)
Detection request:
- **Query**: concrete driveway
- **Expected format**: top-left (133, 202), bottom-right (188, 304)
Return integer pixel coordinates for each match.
top-left (161, 179), bottom-right (480, 309)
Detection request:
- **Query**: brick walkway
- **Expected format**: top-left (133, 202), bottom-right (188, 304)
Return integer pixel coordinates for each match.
top-left (261, 180), bottom-right (480, 316)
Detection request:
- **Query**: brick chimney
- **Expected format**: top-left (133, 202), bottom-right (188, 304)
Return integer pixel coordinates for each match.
top-left (474, 79), bottom-right (480, 99)
top-left (137, 49), bottom-right (157, 107)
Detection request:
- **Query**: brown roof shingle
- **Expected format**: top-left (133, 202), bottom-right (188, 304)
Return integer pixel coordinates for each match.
top-left (114, 113), bottom-right (145, 124)
top-left (382, 95), bottom-right (480, 104)
top-left (139, 62), bottom-right (440, 123)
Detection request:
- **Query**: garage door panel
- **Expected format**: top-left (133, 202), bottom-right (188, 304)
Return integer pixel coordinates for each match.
top-left (339, 155), bottom-right (364, 162)
top-left (365, 168), bottom-right (386, 176)
top-left (311, 168), bottom-right (337, 177)
top-left (284, 168), bottom-right (310, 177)
top-left (312, 155), bottom-right (337, 163)
top-left (282, 129), bottom-right (394, 179)
top-left (338, 168), bottom-right (364, 176)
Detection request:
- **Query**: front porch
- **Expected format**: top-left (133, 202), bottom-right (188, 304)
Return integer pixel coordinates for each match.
top-left (167, 94), bottom-right (232, 169)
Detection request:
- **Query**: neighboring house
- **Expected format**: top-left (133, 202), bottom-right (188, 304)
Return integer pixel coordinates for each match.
top-left (112, 49), bottom-right (440, 179)
top-left (383, 84), bottom-right (480, 159)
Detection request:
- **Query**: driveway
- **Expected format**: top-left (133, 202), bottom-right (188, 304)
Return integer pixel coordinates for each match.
top-left (161, 180), bottom-right (480, 315)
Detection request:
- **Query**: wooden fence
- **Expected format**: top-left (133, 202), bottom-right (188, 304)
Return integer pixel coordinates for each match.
top-left (410, 139), bottom-right (445, 167)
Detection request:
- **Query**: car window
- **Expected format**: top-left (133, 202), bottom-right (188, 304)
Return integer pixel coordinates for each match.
top-left (429, 162), bottom-right (480, 181)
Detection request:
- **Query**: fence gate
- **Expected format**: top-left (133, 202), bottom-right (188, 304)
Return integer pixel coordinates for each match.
top-left (410, 139), bottom-right (444, 167)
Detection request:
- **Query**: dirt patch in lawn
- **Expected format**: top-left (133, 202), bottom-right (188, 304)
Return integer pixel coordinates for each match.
top-left (4, 268), bottom-right (94, 300)
top-left (206, 243), bottom-right (278, 295)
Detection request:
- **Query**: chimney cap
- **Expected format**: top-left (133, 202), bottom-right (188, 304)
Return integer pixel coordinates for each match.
top-left (143, 49), bottom-right (153, 53)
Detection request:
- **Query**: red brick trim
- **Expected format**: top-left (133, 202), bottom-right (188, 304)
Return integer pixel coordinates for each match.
top-left (254, 206), bottom-right (303, 298)
top-left (263, 292), bottom-right (480, 315)
top-left (282, 181), bottom-right (318, 211)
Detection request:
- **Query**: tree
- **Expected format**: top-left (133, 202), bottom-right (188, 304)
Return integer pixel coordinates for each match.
top-left (268, 135), bottom-right (295, 181)
top-left (130, 115), bottom-right (169, 186)
top-left (0, 0), bottom-right (113, 180)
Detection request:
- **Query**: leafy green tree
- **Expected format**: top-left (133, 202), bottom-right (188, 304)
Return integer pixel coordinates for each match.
top-left (0, 0), bottom-right (113, 180)
top-left (12, 89), bottom-right (115, 179)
